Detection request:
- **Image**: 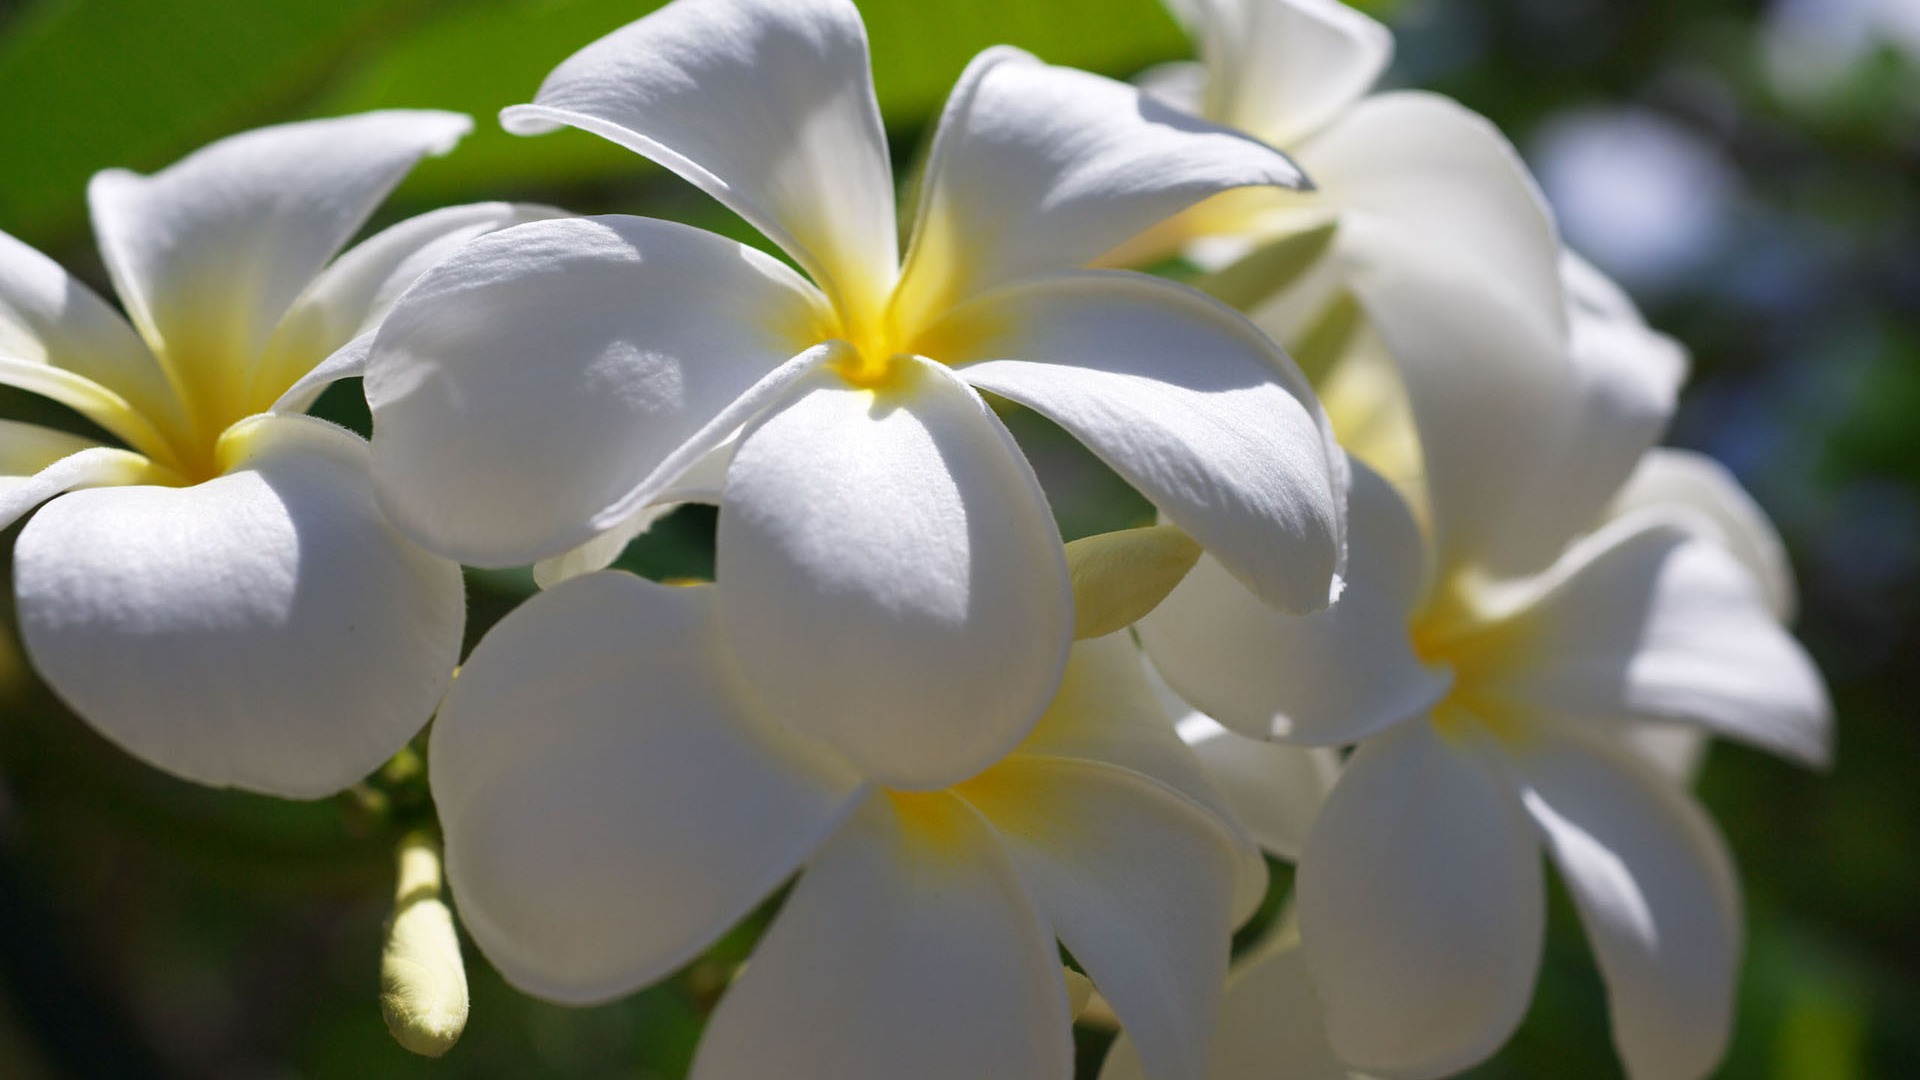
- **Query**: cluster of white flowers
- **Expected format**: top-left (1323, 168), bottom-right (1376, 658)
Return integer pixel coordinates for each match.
top-left (0, 0), bottom-right (1831, 1077)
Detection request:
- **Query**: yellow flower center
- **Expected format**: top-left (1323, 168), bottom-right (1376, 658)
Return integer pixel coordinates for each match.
top-left (1409, 582), bottom-right (1537, 748)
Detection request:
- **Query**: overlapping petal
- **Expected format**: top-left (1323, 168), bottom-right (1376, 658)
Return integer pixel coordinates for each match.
top-left (715, 357), bottom-right (1073, 790)
top-left (530, 440), bottom-right (735, 590)
top-left (1100, 935), bottom-right (1355, 1080)
top-left (12, 415), bottom-right (461, 798)
top-left (1139, 459), bottom-right (1444, 744)
top-left (89, 111), bottom-right (470, 432)
top-left (895, 48), bottom-right (1308, 324)
top-left (431, 574), bottom-right (864, 1004)
top-left (365, 214), bottom-right (831, 566)
top-left (501, 0), bottom-right (896, 313)
top-left (692, 793), bottom-right (1074, 1080)
top-left (1475, 514), bottom-right (1832, 767)
top-left (1514, 730), bottom-right (1741, 1080)
top-left (259, 201), bottom-right (566, 414)
top-left (1297, 722), bottom-right (1544, 1078)
top-left (1610, 448), bottom-right (1796, 622)
top-left (1176, 711), bottom-right (1340, 862)
top-left (0, 441), bottom-right (156, 531)
top-left (1, 229), bottom-right (185, 452)
top-left (963, 757), bottom-right (1239, 1080)
top-left (950, 272), bottom-right (1344, 612)
top-left (1183, 0), bottom-right (1394, 146)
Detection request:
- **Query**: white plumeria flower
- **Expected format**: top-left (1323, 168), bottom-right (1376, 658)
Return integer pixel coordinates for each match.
top-left (430, 565), bottom-right (1266, 1080)
top-left (364, 0), bottom-right (1347, 792)
top-left (1137, 256), bottom-right (1832, 1079)
top-left (0, 111), bottom-right (553, 798)
top-left (1102, 932), bottom-right (1363, 1080)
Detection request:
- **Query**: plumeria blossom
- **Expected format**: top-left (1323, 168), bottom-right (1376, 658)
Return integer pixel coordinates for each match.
top-left (429, 551), bottom-right (1269, 1080)
top-left (364, 0), bottom-right (1347, 792)
top-left (0, 112), bottom-right (553, 797)
top-left (1138, 257), bottom-right (1833, 1079)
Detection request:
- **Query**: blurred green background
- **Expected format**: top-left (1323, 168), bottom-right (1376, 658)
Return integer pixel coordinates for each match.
top-left (1, 0), bottom-right (1916, 1076)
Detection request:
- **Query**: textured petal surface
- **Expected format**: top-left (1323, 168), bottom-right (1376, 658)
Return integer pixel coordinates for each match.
top-left (1297, 722), bottom-right (1544, 1078)
top-left (14, 415), bottom-right (462, 797)
top-left (1100, 936), bottom-right (1354, 1080)
top-left (89, 111), bottom-right (470, 433)
top-left (717, 358), bottom-right (1072, 790)
top-left (1609, 448), bottom-right (1796, 622)
top-left (895, 48), bottom-right (1306, 323)
top-left (431, 575), bottom-right (863, 1003)
top-left (964, 757), bottom-right (1240, 1080)
top-left (1477, 514), bottom-right (1832, 767)
top-left (692, 793), bottom-right (1074, 1080)
top-left (1188, 0), bottom-right (1394, 145)
top-left (1305, 91), bottom-right (1565, 348)
top-left (365, 215), bottom-right (829, 566)
top-left (1515, 729), bottom-right (1741, 1080)
top-left (952, 272), bottom-right (1344, 613)
top-left (502, 0), bottom-right (895, 312)
top-left (0, 229), bottom-right (185, 453)
top-left (257, 201), bottom-right (564, 413)
top-left (0, 443), bottom-right (154, 531)
top-left (1139, 458), bottom-right (1446, 744)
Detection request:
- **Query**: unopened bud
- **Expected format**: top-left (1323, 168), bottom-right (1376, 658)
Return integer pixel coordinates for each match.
top-left (1064, 525), bottom-right (1203, 639)
top-left (380, 831), bottom-right (468, 1057)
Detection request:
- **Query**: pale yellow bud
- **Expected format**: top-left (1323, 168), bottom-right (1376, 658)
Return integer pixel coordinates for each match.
top-left (380, 831), bottom-right (469, 1057)
top-left (1064, 525), bottom-right (1204, 640)
top-left (1064, 968), bottom-right (1095, 1019)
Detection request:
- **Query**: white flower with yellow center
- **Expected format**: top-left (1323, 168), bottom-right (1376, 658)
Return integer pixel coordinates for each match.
top-left (0, 112), bottom-right (552, 797)
top-left (1138, 258), bottom-right (1832, 1080)
top-left (364, 0), bottom-right (1347, 792)
top-left (428, 550), bottom-right (1269, 1080)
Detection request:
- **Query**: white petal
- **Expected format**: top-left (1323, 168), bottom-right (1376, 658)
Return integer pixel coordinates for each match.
top-left (501, 0), bottom-right (896, 313)
top-left (716, 357), bottom-right (1073, 790)
top-left (692, 793), bottom-right (1074, 1080)
top-left (1297, 721), bottom-right (1544, 1078)
top-left (1189, 0), bottom-right (1394, 146)
top-left (963, 757), bottom-right (1240, 1080)
top-left (530, 439), bottom-right (735, 590)
top-left (430, 574), bottom-right (863, 1004)
top-left (1015, 634), bottom-right (1268, 920)
top-left (1139, 457), bottom-right (1447, 744)
top-left (0, 443), bottom-right (154, 531)
top-left (1, 228), bottom-right (186, 451)
top-left (1177, 710), bottom-right (1340, 862)
top-left (1480, 513), bottom-right (1832, 767)
top-left (1099, 936), bottom-right (1354, 1080)
top-left (1514, 729), bottom-right (1741, 1080)
top-left (1624, 720), bottom-right (1712, 785)
top-left (895, 48), bottom-right (1307, 324)
top-left (1304, 91), bottom-right (1565, 347)
top-left (89, 111), bottom-right (470, 425)
top-left (1609, 448), bottom-right (1796, 622)
top-left (13, 415), bottom-right (462, 798)
top-left (365, 214), bottom-right (830, 566)
top-left (256, 201), bottom-right (565, 414)
top-left (951, 272), bottom-right (1344, 613)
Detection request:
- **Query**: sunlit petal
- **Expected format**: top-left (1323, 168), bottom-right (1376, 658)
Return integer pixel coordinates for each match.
top-left (1609, 447), bottom-right (1796, 623)
top-left (1186, 0), bottom-right (1394, 145)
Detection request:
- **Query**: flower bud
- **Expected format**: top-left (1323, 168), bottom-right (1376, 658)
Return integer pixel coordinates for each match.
top-left (380, 831), bottom-right (468, 1057)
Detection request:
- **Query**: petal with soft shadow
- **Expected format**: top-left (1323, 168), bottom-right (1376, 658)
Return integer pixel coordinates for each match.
top-left (1186, 0), bottom-right (1394, 146)
top-left (1297, 721), bottom-right (1544, 1079)
top-left (89, 111), bottom-right (470, 423)
top-left (365, 214), bottom-right (831, 567)
top-left (1139, 458), bottom-right (1446, 744)
top-left (1177, 710), bottom-right (1341, 863)
top-left (716, 357), bottom-right (1072, 790)
top-left (692, 793), bottom-right (1073, 1080)
top-left (963, 756), bottom-right (1240, 1080)
top-left (257, 201), bottom-right (566, 413)
top-left (1100, 935), bottom-right (1354, 1080)
top-left (1609, 448), bottom-right (1796, 623)
top-left (431, 574), bottom-right (863, 1004)
top-left (895, 48), bottom-right (1306, 323)
top-left (1514, 728), bottom-right (1741, 1080)
top-left (1, 229), bottom-right (185, 449)
top-left (531, 440), bottom-right (735, 590)
top-left (501, 0), bottom-right (895, 312)
top-left (13, 414), bottom-right (462, 798)
top-left (1474, 514), bottom-right (1832, 768)
top-left (951, 272), bottom-right (1344, 613)
top-left (0, 441), bottom-right (155, 531)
